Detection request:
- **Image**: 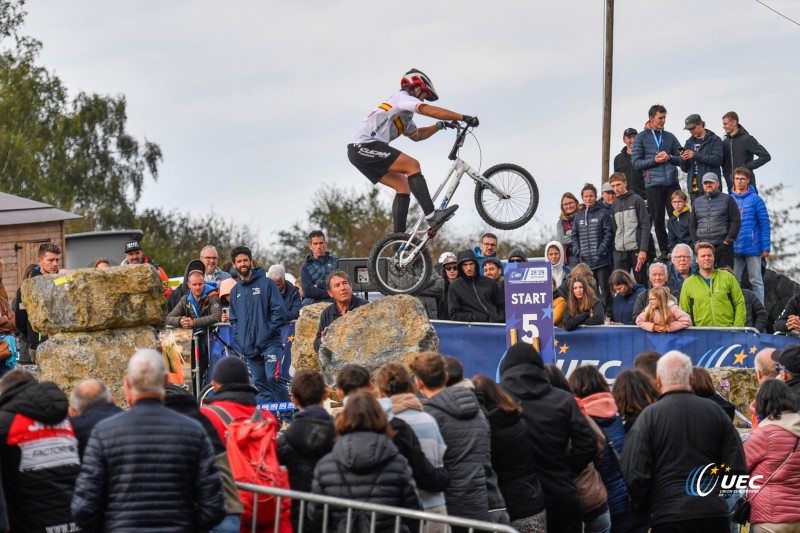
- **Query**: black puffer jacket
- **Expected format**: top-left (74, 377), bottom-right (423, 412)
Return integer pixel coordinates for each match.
top-left (448, 249), bottom-right (505, 323)
top-left (481, 404), bottom-right (546, 521)
top-left (423, 386), bottom-right (492, 521)
top-left (277, 406), bottom-right (335, 530)
top-left (499, 360), bottom-right (597, 502)
top-left (69, 401), bottom-right (123, 458)
top-left (573, 204), bottom-right (614, 269)
top-left (721, 124), bottom-right (771, 188)
top-left (0, 380), bottom-right (81, 533)
top-left (689, 189), bottom-right (741, 246)
top-left (309, 431), bottom-right (420, 532)
top-left (72, 398), bottom-right (226, 532)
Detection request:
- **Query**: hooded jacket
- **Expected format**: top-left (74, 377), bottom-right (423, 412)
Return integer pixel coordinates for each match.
top-left (744, 411), bottom-right (800, 525)
top-left (545, 241), bottom-right (571, 287)
top-left (580, 393), bottom-right (633, 519)
top-left (679, 269), bottom-right (746, 327)
top-left (631, 128), bottom-right (682, 188)
top-left (165, 281), bottom-right (222, 330)
top-left (0, 380), bottom-right (81, 533)
top-left (309, 432), bottom-right (421, 532)
top-left (611, 284), bottom-right (646, 325)
top-left (447, 250), bottom-right (504, 323)
top-left (689, 188), bottom-right (741, 246)
top-left (277, 406), bottom-right (335, 528)
top-left (229, 267), bottom-right (286, 355)
top-left (499, 350), bottom-right (597, 503)
top-left (679, 129), bottom-right (723, 195)
top-left (573, 203), bottom-right (614, 269)
top-left (611, 191), bottom-right (650, 253)
top-left (722, 124), bottom-right (771, 187)
top-left (620, 390), bottom-right (747, 526)
top-left (731, 185), bottom-right (771, 257)
top-left (423, 386), bottom-right (493, 521)
top-left (277, 280), bottom-right (302, 321)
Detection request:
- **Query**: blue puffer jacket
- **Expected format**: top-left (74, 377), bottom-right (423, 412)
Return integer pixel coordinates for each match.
top-left (572, 204), bottom-right (613, 269)
top-left (300, 252), bottom-right (338, 305)
top-left (631, 128), bottom-right (682, 187)
top-left (72, 399), bottom-right (226, 532)
top-left (731, 185), bottom-right (771, 257)
top-left (230, 267), bottom-right (286, 355)
top-left (581, 393), bottom-right (631, 519)
top-left (611, 285), bottom-right (645, 325)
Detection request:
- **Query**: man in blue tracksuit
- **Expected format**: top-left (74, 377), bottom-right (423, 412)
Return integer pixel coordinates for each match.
top-left (632, 104), bottom-right (682, 261)
top-left (229, 246), bottom-right (289, 403)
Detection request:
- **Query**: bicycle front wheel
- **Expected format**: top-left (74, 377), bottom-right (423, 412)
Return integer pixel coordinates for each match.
top-left (474, 163), bottom-right (539, 230)
top-left (368, 233), bottom-right (433, 296)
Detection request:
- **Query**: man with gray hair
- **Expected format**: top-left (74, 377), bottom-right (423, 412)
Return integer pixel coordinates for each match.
top-left (667, 243), bottom-right (695, 295)
top-left (68, 378), bottom-right (122, 457)
top-left (620, 350), bottom-right (746, 532)
top-left (631, 262), bottom-right (673, 322)
top-left (72, 349), bottom-right (226, 532)
top-left (268, 264), bottom-right (301, 321)
top-left (200, 245), bottom-right (232, 283)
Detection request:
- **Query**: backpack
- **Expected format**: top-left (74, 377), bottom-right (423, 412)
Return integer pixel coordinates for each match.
top-left (206, 405), bottom-right (291, 532)
top-left (334, 462), bottom-right (375, 533)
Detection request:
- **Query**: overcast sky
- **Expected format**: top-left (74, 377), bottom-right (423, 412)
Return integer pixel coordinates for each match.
top-left (23, 0), bottom-right (800, 255)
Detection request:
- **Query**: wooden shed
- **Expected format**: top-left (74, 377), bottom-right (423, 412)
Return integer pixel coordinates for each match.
top-left (0, 192), bottom-right (81, 297)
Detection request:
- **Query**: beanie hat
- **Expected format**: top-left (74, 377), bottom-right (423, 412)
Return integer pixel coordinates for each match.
top-left (499, 341), bottom-right (544, 375)
top-left (211, 357), bottom-right (250, 385)
top-left (187, 259), bottom-right (206, 277)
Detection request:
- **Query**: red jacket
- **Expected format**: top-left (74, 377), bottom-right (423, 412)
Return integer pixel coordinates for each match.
top-left (744, 411), bottom-right (800, 525)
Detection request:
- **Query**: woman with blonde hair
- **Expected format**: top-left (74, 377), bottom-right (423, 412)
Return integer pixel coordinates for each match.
top-left (635, 286), bottom-right (691, 332)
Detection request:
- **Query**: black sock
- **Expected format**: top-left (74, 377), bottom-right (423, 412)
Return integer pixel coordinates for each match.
top-left (392, 193), bottom-right (411, 233)
top-left (407, 172), bottom-right (435, 216)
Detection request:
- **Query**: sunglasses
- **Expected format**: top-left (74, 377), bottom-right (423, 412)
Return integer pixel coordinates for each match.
top-left (508, 258), bottom-right (524, 263)
top-left (443, 264), bottom-right (458, 271)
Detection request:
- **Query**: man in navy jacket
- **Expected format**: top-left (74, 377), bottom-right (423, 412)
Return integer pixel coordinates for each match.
top-left (229, 246), bottom-right (289, 403)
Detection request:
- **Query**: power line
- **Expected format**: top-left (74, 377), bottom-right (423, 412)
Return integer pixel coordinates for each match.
top-left (755, 0), bottom-right (800, 26)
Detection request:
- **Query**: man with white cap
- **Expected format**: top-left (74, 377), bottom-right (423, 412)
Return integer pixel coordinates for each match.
top-left (437, 252), bottom-right (458, 320)
top-left (689, 172), bottom-right (741, 269)
top-left (267, 264), bottom-right (302, 321)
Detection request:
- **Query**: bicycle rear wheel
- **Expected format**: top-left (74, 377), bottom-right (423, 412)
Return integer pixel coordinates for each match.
top-left (368, 233), bottom-right (433, 296)
top-left (474, 163), bottom-right (539, 230)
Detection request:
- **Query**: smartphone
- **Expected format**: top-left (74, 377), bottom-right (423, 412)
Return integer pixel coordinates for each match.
top-left (222, 307), bottom-right (229, 314)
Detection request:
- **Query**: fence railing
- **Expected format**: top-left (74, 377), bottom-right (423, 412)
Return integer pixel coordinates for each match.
top-left (236, 482), bottom-right (518, 533)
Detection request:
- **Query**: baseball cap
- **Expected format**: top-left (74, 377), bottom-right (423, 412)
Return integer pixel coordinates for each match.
top-left (623, 128), bottom-right (638, 137)
top-left (602, 182), bottom-right (614, 193)
top-left (439, 252), bottom-right (457, 264)
top-left (684, 114), bottom-right (702, 130)
top-left (701, 172), bottom-right (719, 184)
top-left (772, 345), bottom-right (800, 374)
top-left (124, 241), bottom-right (142, 253)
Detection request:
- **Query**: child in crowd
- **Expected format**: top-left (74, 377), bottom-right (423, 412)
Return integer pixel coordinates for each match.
top-left (667, 190), bottom-right (692, 254)
top-left (635, 286), bottom-right (691, 333)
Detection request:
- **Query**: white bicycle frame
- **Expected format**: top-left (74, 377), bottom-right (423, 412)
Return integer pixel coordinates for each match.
top-left (395, 156), bottom-right (511, 268)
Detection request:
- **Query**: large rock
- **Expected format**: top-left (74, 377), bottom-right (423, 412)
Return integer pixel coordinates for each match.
top-left (22, 265), bottom-right (165, 335)
top-left (36, 326), bottom-right (160, 407)
top-left (318, 295), bottom-right (438, 385)
top-left (292, 303), bottom-right (329, 372)
top-left (706, 367), bottom-right (758, 426)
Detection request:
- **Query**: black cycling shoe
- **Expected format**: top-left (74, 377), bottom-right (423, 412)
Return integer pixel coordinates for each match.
top-left (426, 205), bottom-right (459, 231)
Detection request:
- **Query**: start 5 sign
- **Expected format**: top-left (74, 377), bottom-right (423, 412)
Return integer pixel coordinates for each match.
top-left (503, 259), bottom-right (556, 364)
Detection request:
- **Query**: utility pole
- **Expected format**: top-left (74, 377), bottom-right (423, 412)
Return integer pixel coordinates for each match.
top-left (601, 0), bottom-right (614, 182)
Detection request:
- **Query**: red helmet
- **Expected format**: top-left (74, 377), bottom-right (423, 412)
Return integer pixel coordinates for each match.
top-left (401, 69), bottom-right (439, 101)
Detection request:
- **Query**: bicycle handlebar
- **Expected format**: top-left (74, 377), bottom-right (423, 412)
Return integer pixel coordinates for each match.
top-left (448, 121), bottom-right (474, 161)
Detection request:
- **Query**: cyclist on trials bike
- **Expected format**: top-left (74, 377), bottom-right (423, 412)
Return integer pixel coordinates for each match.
top-left (348, 68), bottom-right (480, 234)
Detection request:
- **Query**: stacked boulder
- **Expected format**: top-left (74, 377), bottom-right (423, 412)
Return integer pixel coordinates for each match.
top-left (21, 265), bottom-right (165, 406)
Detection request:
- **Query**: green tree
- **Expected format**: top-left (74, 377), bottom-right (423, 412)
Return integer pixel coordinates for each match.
top-left (0, 0), bottom-right (161, 230)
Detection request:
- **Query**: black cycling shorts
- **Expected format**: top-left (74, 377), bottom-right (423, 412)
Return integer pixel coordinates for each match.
top-left (347, 141), bottom-right (402, 184)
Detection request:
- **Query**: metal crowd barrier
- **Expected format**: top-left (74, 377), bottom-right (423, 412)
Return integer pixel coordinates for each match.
top-left (236, 482), bottom-right (518, 533)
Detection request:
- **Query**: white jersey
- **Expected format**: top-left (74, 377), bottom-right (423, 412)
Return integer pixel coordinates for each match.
top-left (351, 90), bottom-right (422, 144)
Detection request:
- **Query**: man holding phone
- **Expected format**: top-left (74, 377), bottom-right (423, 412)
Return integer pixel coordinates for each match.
top-left (632, 104), bottom-right (682, 261)
top-left (679, 114), bottom-right (723, 200)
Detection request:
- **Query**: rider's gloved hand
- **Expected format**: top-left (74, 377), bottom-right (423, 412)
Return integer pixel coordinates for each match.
top-left (461, 115), bottom-right (479, 127)
top-left (437, 121), bottom-right (457, 130)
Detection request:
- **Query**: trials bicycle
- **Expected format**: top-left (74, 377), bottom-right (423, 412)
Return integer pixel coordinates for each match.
top-left (367, 121), bottom-right (539, 296)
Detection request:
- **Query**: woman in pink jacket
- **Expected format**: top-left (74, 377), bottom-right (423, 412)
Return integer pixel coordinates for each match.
top-left (635, 286), bottom-right (691, 332)
top-left (744, 379), bottom-right (800, 531)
